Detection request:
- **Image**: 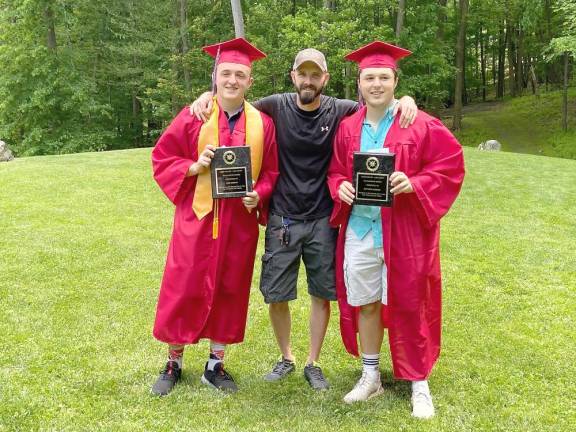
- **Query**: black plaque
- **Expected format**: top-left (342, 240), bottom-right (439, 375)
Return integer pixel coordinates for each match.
top-left (211, 146), bottom-right (253, 199)
top-left (353, 152), bottom-right (395, 207)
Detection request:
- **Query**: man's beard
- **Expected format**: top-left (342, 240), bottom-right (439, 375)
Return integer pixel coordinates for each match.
top-left (296, 83), bottom-right (323, 105)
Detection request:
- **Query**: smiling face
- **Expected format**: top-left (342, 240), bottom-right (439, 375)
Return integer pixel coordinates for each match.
top-left (215, 62), bottom-right (253, 105)
top-left (358, 67), bottom-right (398, 109)
top-left (290, 62), bottom-right (329, 105)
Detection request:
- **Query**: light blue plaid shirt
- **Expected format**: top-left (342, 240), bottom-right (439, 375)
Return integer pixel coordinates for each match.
top-left (349, 100), bottom-right (397, 248)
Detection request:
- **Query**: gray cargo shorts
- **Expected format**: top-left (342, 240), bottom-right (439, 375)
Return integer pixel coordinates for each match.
top-left (259, 213), bottom-right (338, 304)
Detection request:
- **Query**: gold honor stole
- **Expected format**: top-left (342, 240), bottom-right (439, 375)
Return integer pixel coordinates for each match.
top-left (192, 100), bottom-right (264, 239)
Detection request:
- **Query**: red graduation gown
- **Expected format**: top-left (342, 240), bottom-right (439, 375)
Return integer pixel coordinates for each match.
top-left (327, 106), bottom-right (465, 380)
top-left (151, 107), bottom-right (278, 345)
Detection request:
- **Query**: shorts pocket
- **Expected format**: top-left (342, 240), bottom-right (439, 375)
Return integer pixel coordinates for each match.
top-left (259, 252), bottom-right (275, 297)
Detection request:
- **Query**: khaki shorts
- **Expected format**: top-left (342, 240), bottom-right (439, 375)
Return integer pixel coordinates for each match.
top-left (343, 225), bottom-right (387, 307)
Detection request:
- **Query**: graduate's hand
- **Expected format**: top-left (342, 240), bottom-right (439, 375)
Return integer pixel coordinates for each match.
top-left (243, 190), bottom-right (259, 210)
top-left (188, 145), bottom-right (215, 176)
top-left (189, 92), bottom-right (213, 122)
top-left (390, 171), bottom-right (414, 194)
top-left (338, 181), bottom-right (355, 205)
top-left (394, 96), bottom-right (418, 129)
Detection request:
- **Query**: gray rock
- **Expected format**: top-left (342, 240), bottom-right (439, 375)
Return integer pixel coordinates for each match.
top-left (477, 139), bottom-right (501, 152)
top-left (0, 140), bottom-right (14, 162)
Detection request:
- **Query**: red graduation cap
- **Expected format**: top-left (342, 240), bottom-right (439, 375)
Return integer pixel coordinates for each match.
top-left (345, 41), bottom-right (412, 70)
top-left (202, 37), bottom-right (266, 67)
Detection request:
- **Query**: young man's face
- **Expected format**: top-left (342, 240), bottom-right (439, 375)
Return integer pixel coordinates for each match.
top-left (290, 62), bottom-right (329, 105)
top-left (358, 67), bottom-right (397, 109)
top-left (215, 62), bottom-right (253, 104)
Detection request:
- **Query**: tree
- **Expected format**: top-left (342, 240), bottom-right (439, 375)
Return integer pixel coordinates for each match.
top-left (453, 0), bottom-right (468, 130)
top-left (396, 0), bottom-right (406, 38)
top-left (546, 0), bottom-right (576, 131)
top-left (231, 0), bottom-right (245, 37)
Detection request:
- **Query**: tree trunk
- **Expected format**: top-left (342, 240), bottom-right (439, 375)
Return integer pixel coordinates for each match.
top-left (475, 30), bottom-right (480, 99)
top-left (396, 0), bottom-right (405, 39)
top-left (516, 25), bottom-right (523, 95)
top-left (132, 90), bottom-right (142, 147)
top-left (323, 0), bottom-right (336, 9)
top-left (180, 0), bottom-right (190, 94)
top-left (230, 0), bottom-right (245, 38)
top-left (452, 0), bottom-right (468, 130)
top-left (544, 0), bottom-right (552, 91)
top-left (492, 35), bottom-right (497, 90)
top-left (497, 22), bottom-right (506, 99)
top-left (44, 6), bottom-right (57, 51)
top-left (480, 25), bottom-right (486, 101)
top-left (436, 0), bottom-right (447, 41)
top-left (562, 52), bottom-right (569, 132)
top-left (374, 3), bottom-right (381, 26)
top-left (506, 19), bottom-right (516, 97)
top-left (171, 2), bottom-right (179, 116)
top-left (529, 64), bottom-right (539, 97)
top-left (387, 5), bottom-right (396, 32)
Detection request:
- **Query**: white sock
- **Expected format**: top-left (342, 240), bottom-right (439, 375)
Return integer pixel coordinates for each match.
top-left (208, 341), bottom-right (226, 371)
top-left (361, 352), bottom-right (380, 375)
top-left (412, 380), bottom-right (430, 395)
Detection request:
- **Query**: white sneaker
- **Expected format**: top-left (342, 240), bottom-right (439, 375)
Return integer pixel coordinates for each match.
top-left (343, 371), bottom-right (383, 404)
top-left (411, 388), bottom-right (435, 419)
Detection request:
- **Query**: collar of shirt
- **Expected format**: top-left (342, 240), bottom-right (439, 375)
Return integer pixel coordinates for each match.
top-left (360, 99), bottom-right (397, 151)
top-left (224, 104), bottom-right (245, 132)
top-left (362, 99), bottom-right (398, 132)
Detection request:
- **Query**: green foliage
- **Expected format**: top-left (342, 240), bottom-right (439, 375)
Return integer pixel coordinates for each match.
top-left (0, 3), bottom-right (114, 155)
top-left (546, 0), bottom-right (576, 59)
top-left (0, 0), bottom-right (573, 155)
top-left (547, 36), bottom-right (576, 58)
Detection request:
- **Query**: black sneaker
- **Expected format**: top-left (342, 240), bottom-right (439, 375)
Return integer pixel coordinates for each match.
top-left (151, 361), bottom-right (182, 396)
top-left (304, 363), bottom-right (329, 390)
top-left (263, 358), bottom-right (295, 382)
top-left (201, 362), bottom-right (238, 393)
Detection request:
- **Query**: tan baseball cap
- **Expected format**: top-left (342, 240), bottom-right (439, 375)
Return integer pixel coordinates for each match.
top-left (292, 48), bottom-right (328, 72)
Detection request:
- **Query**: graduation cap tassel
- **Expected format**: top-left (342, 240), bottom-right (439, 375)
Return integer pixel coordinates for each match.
top-left (212, 199), bottom-right (219, 239)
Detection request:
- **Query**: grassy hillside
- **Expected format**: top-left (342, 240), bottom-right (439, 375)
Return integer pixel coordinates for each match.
top-left (1, 148), bottom-right (575, 431)
top-left (449, 89), bottom-right (576, 159)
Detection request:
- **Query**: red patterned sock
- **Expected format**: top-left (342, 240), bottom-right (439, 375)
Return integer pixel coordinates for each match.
top-left (168, 347), bottom-right (184, 368)
top-left (208, 341), bottom-right (226, 370)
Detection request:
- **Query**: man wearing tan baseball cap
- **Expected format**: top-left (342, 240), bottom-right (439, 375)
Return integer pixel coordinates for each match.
top-left (190, 47), bottom-right (418, 391)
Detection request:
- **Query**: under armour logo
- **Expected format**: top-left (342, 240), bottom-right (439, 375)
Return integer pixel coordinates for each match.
top-left (321, 126), bottom-right (329, 132)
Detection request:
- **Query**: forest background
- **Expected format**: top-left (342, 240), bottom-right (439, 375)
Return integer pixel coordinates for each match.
top-left (0, 0), bottom-right (574, 158)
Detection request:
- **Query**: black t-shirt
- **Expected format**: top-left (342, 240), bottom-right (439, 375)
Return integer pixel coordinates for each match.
top-left (253, 93), bottom-right (358, 220)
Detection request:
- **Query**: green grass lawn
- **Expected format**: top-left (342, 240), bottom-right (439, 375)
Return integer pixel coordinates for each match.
top-left (451, 88), bottom-right (576, 160)
top-left (1, 148), bottom-right (575, 431)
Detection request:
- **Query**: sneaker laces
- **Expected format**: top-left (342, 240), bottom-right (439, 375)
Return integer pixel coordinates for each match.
top-left (412, 389), bottom-right (432, 406)
top-left (306, 364), bottom-right (324, 380)
top-left (214, 362), bottom-right (233, 380)
top-left (353, 371), bottom-right (374, 390)
top-left (272, 359), bottom-right (293, 375)
top-left (160, 361), bottom-right (179, 378)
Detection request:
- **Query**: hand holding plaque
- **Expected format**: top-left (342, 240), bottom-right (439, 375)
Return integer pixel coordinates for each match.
top-left (211, 146), bottom-right (253, 199)
top-left (352, 151), bottom-right (395, 207)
